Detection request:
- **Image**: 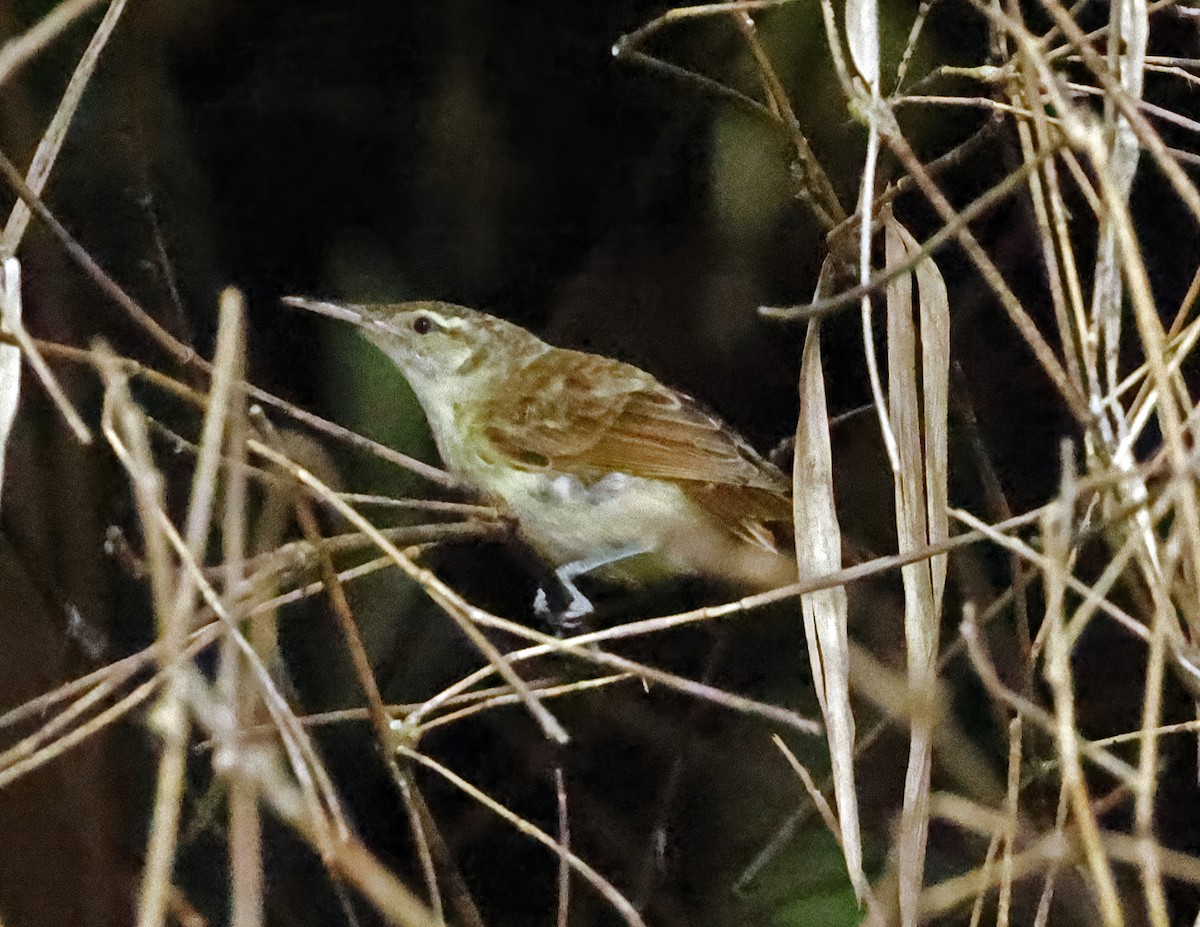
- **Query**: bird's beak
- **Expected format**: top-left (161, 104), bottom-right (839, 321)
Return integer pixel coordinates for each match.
top-left (281, 296), bottom-right (368, 326)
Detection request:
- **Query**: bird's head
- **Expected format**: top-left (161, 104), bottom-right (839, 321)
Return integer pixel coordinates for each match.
top-left (283, 297), bottom-right (546, 402)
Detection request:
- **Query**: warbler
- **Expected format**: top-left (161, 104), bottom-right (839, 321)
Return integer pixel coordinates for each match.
top-left (284, 297), bottom-right (797, 618)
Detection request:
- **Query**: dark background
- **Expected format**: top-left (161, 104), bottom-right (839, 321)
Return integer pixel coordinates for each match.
top-left (3, 1), bottom-right (1200, 925)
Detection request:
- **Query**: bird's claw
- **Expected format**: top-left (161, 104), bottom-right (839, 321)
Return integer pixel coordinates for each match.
top-left (533, 583), bottom-right (593, 632)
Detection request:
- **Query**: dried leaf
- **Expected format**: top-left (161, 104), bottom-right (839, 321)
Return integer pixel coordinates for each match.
top-left (794, 271), bottom-right (866, 899)
top-left (885, 215), bottom-right (949, 927)
top-left (911, 226), bottom-right (950, 615)
top-left (845, 0), bottom-right (879, 86)
top-left (0, 259), bottom-right (21, 512)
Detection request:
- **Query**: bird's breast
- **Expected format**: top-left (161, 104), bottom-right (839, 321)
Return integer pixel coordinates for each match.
top-left (475, 466), bottom-right (688, 574)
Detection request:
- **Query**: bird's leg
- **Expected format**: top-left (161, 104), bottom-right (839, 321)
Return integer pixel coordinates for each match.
top-left (533, 543), bottom-right (650, 630)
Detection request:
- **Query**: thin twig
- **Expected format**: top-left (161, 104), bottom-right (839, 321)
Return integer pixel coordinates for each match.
top-left (0, 0), bottom-right (108, 87)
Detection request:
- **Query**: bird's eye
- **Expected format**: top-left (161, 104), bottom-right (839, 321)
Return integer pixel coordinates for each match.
top-left (412, 315), bottom-right (434, 335)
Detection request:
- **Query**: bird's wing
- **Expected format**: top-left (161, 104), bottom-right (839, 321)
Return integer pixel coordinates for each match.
top-left (480, 348), bottom-right (793, 548)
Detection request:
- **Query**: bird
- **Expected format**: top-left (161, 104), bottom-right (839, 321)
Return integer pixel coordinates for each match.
top-left (284, 297), bottom-right (797, 620)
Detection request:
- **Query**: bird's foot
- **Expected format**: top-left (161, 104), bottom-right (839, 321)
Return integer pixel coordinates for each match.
top-left (533, 543), bottom-right (650, 632)
top-left (533, 583), bottom-right (593, 632)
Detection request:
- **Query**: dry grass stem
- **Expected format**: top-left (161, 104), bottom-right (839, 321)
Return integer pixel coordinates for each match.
top-left (0, 0), bottom-right (109, 87)
top-left (8, 0), bottom-right (1200, 921)
top-left (396, 745), bottom-right (646, 927)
